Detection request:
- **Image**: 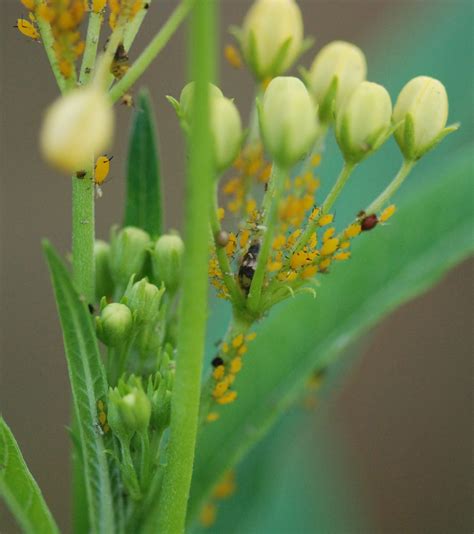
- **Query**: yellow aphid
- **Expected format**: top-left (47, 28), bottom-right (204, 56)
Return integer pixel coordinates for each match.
top-left (309, 207), bottom-right (320, 221)
top-left (224, 44), bottom-right (243, 69)
top-left (237, 344), bottom-right (248, 356)
top-left (16, 18), bottom-right (40, 40)
top-left (334, 252), bottom-right (351, 261)
top-left (318, 214), bottom-right (334, 227)
top-left (232, 333), bottom-right (244, 348)
top-left (21, 0), bottom-right (36, 10)
top-left (322, 227), bottom-right (336, 242)
top-left (320, 238), bottom-right (339, 256)
top-left (217, 207), bottom-right (225, 221)
top-left (340, 241), bottom-right (351, 249)
top-left (246, 332), bottom-right (257, 342)
top-left (311, 154), bottom-right (322, 167)
top-left (212, 365), bottom-right (225, 381)
top-left (246, 198), bottom-right (257, 215)
top-left (212, 378), bottom-right (230, 398)
top-left (319, 258), bottom-right (331, 270)
top-left (221, 342), bottom-right (229, 353)
top-left (239, 229), bottom-right (250, 248)
top-left (286, 229), bottom-right (302, 247)
top-left (97, 399), bottom-right (105, 411)
top-left (94, 155), bottom-right (112, 185)
top-left (259, 163), bottom-right (272, 183)
top-left (93, 0), bottom-right (108, 12)
top-left (277, 270), bottom-right (298, 282)
top-left (344, 223), bottom-right (362, 239)
top-left (273, 234), bottom-right (286, 250)
top-left (300, 265), bottom-right (318, 279)
top-left (380, 204), bottom-right (396, 223)
top-left (213, 471), bottom-right (236, 499)
top-left (98, 411), bottom-right (107, 426)
top-left (216, 390), bottom-right (237, 405)
top-left (230, 357), bottom-right (242, 374)
top-left (200, 503), bottom-right (217, 527)
top-left (206, 412), bottom-right (220, 423)
top-left (227, 374), bottom-right (236, 385)
top-left (290, 251), bottom-right (309, 270)
top-left (308, 232), bottom-right (318, 249)
top-left (267, 260), bottom-right (282, 272)
top-left (225, 233), bottom-right (237, 256)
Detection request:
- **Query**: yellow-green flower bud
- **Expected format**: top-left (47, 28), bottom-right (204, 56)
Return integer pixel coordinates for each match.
top-left (151, 234), bottom-right (184, 294)
top-left (94, 240), bottom-right (114, 301)
top-left (336, 81), bottom-right (392, 163)
top-left (109, 226), bottom-right (150, 289)
top-left (211, 97), bottom-right (243, 171)
top-left (241, 0), bottom-right (303, 80)
top-left (393, 76), bottom-right (458, 160)
top-left (124, 278), bottom-right (165, 326)
top-left (307, 40), bottom-right (367, 123)
top-left (108, 383), bottom-right (151, 441)
top-left (179, 82), bottom-right (223, 121)
top-left (96, 303), bottom-right (133, 347)
top-left (40, 87), bottom-right (114, 173)
top-left (259, 76), bottom-right (318, 168)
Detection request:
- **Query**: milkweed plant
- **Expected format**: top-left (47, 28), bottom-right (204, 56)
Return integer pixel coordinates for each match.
top-left (1, 0), bottom-right (463, 533)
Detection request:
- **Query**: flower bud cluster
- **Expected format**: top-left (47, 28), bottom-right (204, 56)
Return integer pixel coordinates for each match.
top-left (146, 351), bottom-right (175, 432)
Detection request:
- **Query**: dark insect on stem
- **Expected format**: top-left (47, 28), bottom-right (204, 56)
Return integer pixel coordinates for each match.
top-left (238, 240), bottom-right (260, 293)
top-left (211, 356), bottom-right (224, 367)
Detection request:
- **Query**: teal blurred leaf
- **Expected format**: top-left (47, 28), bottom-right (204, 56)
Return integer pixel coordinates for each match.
top-left (124, 89), bottom-right (163, 237)
top-left (189, 144), bottom-right (474, 523)
top-left (0, 417), bottom-right (59, 534)
top-left (43, 243), bottom-right (115, 533)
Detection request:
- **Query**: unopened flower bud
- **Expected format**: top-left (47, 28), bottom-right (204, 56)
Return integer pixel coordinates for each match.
top-left (108, 383), bottom-right (151, 441)
top-left (241, 0), bottom-right (303, 80)
top-left (393, 76), bottom-right (458, 160)
top-left (259, 76), bottom-right (318, 168)
top-left (109, 226), bottom-right (150, 289)
top-left (94, 240), bottom-right (114, 301)
top-left (178, 82), bottom-right (223, 121)
top-left (151, 234), bottom-right (184, 294)
top-left (40, 87), bottom-right (114, 173)
top-left (307, 41), bottom-right (366, 122)
top-left (124, 278), bottom-right (164, 326)
top-left (211, 97), bottom-right (243, 171)
top-left (96, 303), bottom-right (133, 347)
top-left (336, 81), bottom-right (392, 163)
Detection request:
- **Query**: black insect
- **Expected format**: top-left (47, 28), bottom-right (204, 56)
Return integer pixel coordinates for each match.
top-left (211, 356), bottom-right (224, 367)
top-left (238, 240), bottom-right (260, 293)
top-left (88, 303), bottom-right (95, 315)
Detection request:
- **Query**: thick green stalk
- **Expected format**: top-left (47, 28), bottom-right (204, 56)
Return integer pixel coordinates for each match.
top-left (247, 164), bottom-right (288, 313)
top-left (146, 1), bottom-right (216, 532)
top-left (366, 159), bottom-right (415, 214)
top-left (109, 0), bottom-right (196, 103)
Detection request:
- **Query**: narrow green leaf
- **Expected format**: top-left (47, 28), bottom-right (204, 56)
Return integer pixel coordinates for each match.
top-left (189, 145), bottom-right (474, 523)
top-left (0, 417), bottom-right (59, 534)
top-left (123, 88), bottom-right (163, 237)
top-left (43, 243), bottom-right (115, 533)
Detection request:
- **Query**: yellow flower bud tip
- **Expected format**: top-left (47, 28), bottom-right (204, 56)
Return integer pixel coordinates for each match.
top-left (379, 204), bottom-right (396, 223)
top-left (207, 412), bottom-right (220, 423)
top-left (15, 18), bottom-right (40, 40)
top-left (393, 76), bottom-right (457, 160)
top-left (308, 41), bottom-right (367, 121)
top-left (259, 76), bottom-right (319, 168)
top-left (224, 44), bottom-right (243, 69)
top-left (40, 87), bottom-right (114, 173)
top-left (336, 81), bottom-right (392, 163)
top-left (241, 0), bottom-right (303, 79)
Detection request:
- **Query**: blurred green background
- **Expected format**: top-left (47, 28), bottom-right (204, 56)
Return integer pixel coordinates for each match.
top-left (1, 1), bottom-right (472, 532)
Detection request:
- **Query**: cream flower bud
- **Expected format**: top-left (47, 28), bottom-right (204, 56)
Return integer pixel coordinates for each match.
top-left (40, 87), bottom-right (114, 173)
top-left (241, 0), bottom-right (303, 80)
top-left (178, 82), bottom-right (223, 121)
top-left (211, 97), bottom-right (243, 171)
top-left (307, 41), bottom-right (367, 122)
top-left (336, 81), bottom-right (392, 163)
top-left (259, 76), bottom-right (318, 168)
top-left (393, 76), bottom-right (458, 160)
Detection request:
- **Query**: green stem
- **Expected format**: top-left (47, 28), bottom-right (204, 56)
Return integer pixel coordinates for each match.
top-left (247, 164), bottom-right (288, 313)
top-left (123, 0), bottom-right (153, 52)
top-left (366, 159), bottom-right (415, 214)
top-left (72, 172), bottom-right (95, 303)
top-left (109, 0), bottom-right (195, 103)
top-left (79, 11), bottom-right (103, 85)
top-left (138, 431), bottom-right (151, 489)
top-left (146, 2), bottom-right (216, 532)
top-left (209, 186), bottom-right (245, 308)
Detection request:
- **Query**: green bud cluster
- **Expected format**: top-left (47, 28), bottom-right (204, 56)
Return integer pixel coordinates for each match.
top-left (146, 351), bottom-right (175, 433)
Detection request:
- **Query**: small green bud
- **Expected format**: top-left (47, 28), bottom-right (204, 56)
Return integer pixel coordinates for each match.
top-left (211, 97), bottom-right (243, 172)
top-left (393, 76), bottom-right (458, 160)
top-left (307, 40), bottom-right (367, 123)
top-left (241, 0), bottom-right (303, 80)
top-left (124, 278), bottom-right (165, 326)
top-left (179, 82), bottom-right (223, 122)
top-left (109, 226), bottom-right (150, 289)
top-left (96, 303), bottom-right (133, 347)
top-left (94, 240), bottom-right (114, 301)
top-left (151, 234), bottom-right (184, 294)
top-left (336, 81), bottom-right (392, 163)
top-left (259, 76), bottom-right (318, 168)
top-left (108, 384), bottom-right (151, 440)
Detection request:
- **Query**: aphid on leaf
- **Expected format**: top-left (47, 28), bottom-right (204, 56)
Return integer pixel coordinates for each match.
top-left (238, 240), bottom-right (260, 293)
top-left (15, 18), bottom-right (40, 41)
top-left (110, 43), bottom-right (129, 79)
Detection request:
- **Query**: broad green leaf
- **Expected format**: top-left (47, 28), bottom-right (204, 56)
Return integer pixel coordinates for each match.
top-left (0, 417), bottom-right (59, 534)
top-left (188, 145), bottom-right (474, 523)
top-left (123, 88), bottom-right (163, 237)
top-left (43, 243), bottom-right (115, 533)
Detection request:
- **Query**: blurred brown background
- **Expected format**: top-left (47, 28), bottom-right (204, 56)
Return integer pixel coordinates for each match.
top-left (0, 1), bottom-right (472, 532)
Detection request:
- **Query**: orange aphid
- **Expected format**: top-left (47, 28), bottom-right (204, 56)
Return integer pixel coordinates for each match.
top-left (224, 44), bottom-right (243, 69)
top-left (16, 18), bottom-right (40, 40)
